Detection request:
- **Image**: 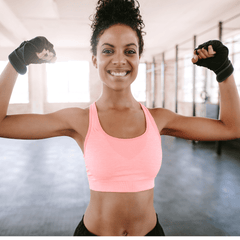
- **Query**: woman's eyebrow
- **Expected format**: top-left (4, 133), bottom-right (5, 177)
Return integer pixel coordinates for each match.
top-left (125, 43), bottom-right (137, 47)
top-left (101, 43), bottom-right (114, 47)
top-left (101, 43), bottom-right (137, 48)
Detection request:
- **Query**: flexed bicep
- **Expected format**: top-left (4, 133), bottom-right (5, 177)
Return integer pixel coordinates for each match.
top-left (0, 108), bottom-right (82, 140)
top-left (159, 109), bottom-right (239, 141)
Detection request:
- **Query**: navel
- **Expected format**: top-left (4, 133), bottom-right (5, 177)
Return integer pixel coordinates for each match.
top-left (122, 230), bottom-right (128, 236)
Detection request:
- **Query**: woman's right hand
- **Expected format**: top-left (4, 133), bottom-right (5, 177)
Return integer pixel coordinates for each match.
top-left (8, 36), bottom-right (57, 75)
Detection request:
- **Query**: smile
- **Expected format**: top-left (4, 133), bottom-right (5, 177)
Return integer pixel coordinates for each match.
top-left (107, 70), bottom-right (131, 77)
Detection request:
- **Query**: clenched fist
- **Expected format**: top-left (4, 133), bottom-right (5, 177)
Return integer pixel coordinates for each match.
top-left (192, 40), bottom-right (234, 82)
top-left (8, 36), bottom-right (56, 75)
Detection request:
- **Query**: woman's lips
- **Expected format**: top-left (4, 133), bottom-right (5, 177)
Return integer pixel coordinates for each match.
top-left (107, 70), bottom-right (131, 77)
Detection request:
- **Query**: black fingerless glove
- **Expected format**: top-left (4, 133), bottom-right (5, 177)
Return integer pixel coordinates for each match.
top-left (194, 40), bottom-right (234, 82)
top-left (8, 36), bottom-right (56, 75)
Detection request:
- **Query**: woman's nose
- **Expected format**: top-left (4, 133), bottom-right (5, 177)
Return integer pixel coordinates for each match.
top-left (112, 53), bottom-right (126, 65)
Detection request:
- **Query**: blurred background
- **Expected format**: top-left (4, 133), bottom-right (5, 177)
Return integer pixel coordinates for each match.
top-left (0, 0), bottom-right (240, 236)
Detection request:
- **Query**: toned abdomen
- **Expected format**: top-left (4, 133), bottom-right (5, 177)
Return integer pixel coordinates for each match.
top-left (83, 188), bottom-right (157, 236)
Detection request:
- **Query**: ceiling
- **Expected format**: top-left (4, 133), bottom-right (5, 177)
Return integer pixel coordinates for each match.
top-left (0, 0), bottom-right (240, 61)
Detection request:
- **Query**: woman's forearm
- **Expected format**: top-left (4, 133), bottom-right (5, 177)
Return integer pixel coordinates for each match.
top-left (219, 74), bottom-right (240, 134)
top-left (0, 62), bottom-right (18, 122)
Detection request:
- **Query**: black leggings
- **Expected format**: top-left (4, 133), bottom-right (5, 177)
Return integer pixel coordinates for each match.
top-left (73, 213), bottom-right (165, 236)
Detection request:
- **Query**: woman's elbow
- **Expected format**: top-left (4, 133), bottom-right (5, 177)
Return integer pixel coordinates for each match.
top-left (237, 128), bottom-right (240, 139)
top-left (231, 126), bottom-right (240, 139)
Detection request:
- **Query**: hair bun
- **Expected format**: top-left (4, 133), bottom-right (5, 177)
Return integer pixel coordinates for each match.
top-left (90, 0), bottom-right (145, 56)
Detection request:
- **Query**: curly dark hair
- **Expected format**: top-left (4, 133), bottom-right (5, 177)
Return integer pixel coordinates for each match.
top-left (90, 0), bottom-right (145, 56)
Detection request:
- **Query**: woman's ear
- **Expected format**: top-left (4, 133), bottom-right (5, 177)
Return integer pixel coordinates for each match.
top-left (92, 55), bottom-right (97, 68)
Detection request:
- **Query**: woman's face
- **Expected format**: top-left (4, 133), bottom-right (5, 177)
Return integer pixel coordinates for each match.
top-left (92, 24), bottom-right (140, 91)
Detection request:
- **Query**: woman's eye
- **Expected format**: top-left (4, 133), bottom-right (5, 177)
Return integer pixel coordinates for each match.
top-left (102, 49), bottom-right (113, 54)
top-left (126, 50), bottom-right (136, 54)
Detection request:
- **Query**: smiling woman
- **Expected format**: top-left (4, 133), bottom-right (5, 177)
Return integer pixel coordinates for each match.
top-left (0, 0), bottom-right (240, 237)
top-left (92, 24), bottom-right (140, 92)
top-left (72, 0), bottom-right (166, 236)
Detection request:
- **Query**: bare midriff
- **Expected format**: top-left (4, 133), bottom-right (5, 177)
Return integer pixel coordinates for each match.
top-left (83, 188), bottom-right (157, 236)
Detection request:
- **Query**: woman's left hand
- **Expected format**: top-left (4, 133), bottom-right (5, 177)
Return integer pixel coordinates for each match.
top-left (192, 45), bottom-right (216, 63)
top-left (191, 40), bottom-right (234, 82)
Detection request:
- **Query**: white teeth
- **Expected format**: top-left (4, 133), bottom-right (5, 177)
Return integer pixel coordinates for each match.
top-left (110, 71), bottom-right (128, 77)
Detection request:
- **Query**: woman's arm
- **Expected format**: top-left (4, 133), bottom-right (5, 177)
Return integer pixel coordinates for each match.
top-left (159, 74), bottom-right (240, 141)
top-left (218, 74), bottom-right (240, 134)
top-left (0, 62), bottom-right (18, 123)
top-left (156, 42), bottom-right (240, 141)
top-left (0, 62), bottom-right (85, 140)
top-left (0, 37), bottom-right (86, 140)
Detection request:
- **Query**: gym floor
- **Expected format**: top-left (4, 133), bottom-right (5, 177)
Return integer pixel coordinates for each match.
top-left (0, 135), bottom-right (239, 236)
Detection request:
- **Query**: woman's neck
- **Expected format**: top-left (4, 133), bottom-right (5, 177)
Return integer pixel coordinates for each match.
top-left (96, 86), bottom-right (139, 110)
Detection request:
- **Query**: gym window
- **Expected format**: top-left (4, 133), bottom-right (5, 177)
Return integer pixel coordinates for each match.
top-left (0, 61), bottom-right (29, 104)
top-left (131, 63), bottom-right (146, 102)
top-left (46, 61), bottom-right (90, 103)
top-left (183, 54), bottom-right (193, 103)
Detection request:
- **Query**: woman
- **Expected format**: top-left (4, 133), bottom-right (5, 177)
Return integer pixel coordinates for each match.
top-left (1, 0), bottom-right (240, 237)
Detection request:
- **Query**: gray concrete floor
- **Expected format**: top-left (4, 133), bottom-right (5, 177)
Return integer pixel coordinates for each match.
top-left (0, 135), bottom-right (239, 236)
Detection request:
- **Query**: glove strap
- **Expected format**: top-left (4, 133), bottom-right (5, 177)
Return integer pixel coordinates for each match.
top-left (215, 59), bottom-right (234, 82)
top-left (8, 50), bottom-right (27, 75)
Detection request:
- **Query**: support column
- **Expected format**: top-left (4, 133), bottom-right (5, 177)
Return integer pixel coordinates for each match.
top-left (192, 36), bottom-right (197, 144)
top-left (193, 35), bottom-right (197, 117)
top-left (161, 52), bottom-right (165, 108)
top-left (151, 57), bottom-right (156, 108)
top-left (216, 21), bottom-right (223, 155)
top-left (175, 45), bottom-right (178, 113)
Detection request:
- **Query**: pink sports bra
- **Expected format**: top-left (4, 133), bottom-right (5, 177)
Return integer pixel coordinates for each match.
top-left (84, 102), bottom-right (162, 192)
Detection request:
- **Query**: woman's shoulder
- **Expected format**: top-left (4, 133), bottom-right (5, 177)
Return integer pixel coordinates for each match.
top-left (146, 106), bottom-right (170, 118)
top-left (60, 106), bottom-right (89, 119)
top-left (146, 107), bottom-right (174, 132)
top-left (60, 106), bottom-right (90, 137)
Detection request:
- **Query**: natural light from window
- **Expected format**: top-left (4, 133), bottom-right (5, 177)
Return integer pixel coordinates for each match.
top-left (183, 54), bottom-right (193, 102)
top-left (0, 61), bottom-right (29, 104)
top-left (46, 61), bottom-right (90, 103)
top-left (131, 63), bottom-right (146, 102)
